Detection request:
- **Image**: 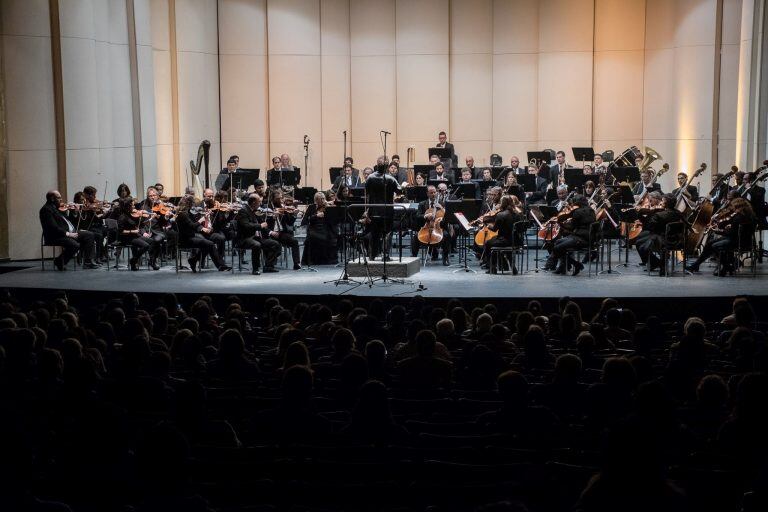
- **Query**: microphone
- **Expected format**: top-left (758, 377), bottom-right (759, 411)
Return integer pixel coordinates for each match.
top-left (303, 135), bottom-right (309, 143)
top-left (381, 130), bottom-right (391, 135)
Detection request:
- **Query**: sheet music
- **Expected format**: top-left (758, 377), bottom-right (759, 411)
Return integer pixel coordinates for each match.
top-left (454, 212), bottom-right (472, 232)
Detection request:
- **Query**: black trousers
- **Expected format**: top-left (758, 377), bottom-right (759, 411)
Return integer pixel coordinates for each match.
top-left (272, 232), bottom-right (300, 265)
top-left (691, 235), bottom-right (735, 268)
top-left (49, 230), bottom-right (95, 264)
top-left (184, 234), bottom-right (226, 268)
top-left (636, 233), bottom-right (663, 267)
top-left (239, 236), bottom-right (280, 268)
top-left (553, 235), bottom-right (586, 267)
top-left (207, 231), bottom-right (226, 258)
top-left (125, 234), bottom-right (160, 260)
top-left (86, 225), bottom-right (106, 258)
top-left (411, 231), bottom-right (451, 260)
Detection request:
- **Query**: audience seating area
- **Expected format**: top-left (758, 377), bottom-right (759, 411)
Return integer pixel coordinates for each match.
top-left (0, 290), bottom-right (767, 512)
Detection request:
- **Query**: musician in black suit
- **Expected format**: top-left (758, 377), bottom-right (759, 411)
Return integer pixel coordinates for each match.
top-left (672, 172), bottom-right (699, 202)
top-left (549, 151), bottom-right (573, 188)
top-left (551, 194), bottom-right (596, 275)
top-left (175, 195), bottom-right (231, 273)
top-left (435, 131), bottom-right (457, 167)
top-left (40, 190), bottom-right (99, 270)
top-left (632, 170), bottom-right (662, 199)
top-left (708, 172), bottom-right (730, 212)
top-left (741, 171), bottom-right (767, 225)
top-left (343, 156), bottom-right (360, 178)
top-left (265, 189), bottom-right (301, 269)
top-left (462, 155), bottom-right (479, 179)
top-left (429, 162), bottom-right (454, 185)
top-left (507, 156), bottom-right (526, 175)
top-left (361, 165), bottom-right (400, 259)
top-left (525, 165), bottom-right (550, 205)
top-left (636, 193), bottom-right (683, 275)
top-left (411, 185), bottom-right (451, 265)
top-left (386, 162), bottom-right (408, 186)
top-left (333, 164), bottom-right (361, 192)
top-left (483, 195), bottom-right (525, 274)
top-left (235, 193), bottom-right (281, 275)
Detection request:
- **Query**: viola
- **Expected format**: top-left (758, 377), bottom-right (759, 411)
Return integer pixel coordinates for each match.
top-left (130, 209), bottom-right (154, 219)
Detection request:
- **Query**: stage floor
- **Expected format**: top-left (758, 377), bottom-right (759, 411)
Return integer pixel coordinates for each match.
top-left (0, 250), bottom-right (765, 300)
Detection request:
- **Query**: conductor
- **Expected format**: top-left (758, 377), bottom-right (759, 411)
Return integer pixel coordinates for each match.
top-left (361, 161), bottom-right (401, 259)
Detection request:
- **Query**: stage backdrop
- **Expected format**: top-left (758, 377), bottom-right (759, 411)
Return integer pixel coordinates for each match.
top-left (0, 0), bottom-right (764, 259)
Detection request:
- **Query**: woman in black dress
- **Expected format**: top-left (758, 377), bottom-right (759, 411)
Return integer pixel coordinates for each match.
top-left (301, 192), bottom-right (338, 265)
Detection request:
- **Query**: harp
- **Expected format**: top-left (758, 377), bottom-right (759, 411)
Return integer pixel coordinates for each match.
top-left (189, 140), bottom-right (211, 199)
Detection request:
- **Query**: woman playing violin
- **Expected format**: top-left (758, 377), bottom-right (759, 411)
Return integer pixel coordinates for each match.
top-left (116, 197), bottom-right (161, 271)
top-left (138, 186), bottom-right (176, 257)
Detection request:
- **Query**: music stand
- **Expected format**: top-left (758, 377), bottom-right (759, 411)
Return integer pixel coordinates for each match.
top-left (572, 147), bottom-right (595, 164)
top-left (505, 184), bottom-right (525, 203)
top-left (565, 169), bottom-right (587, 192)
top-left (428, 179), bottom-right (450, 188)
top-left (220, 169), bottom-right (260, 192)
top-left (406, 186), bottom-right (428, 202)
top-left (516, 174), bottom-right (536, 193)
top-left (323, 203), bottom-right (363, 288)
top-left (429, 147), bottom-right (452, 160)
top-left (490, 166), bottom-right (506, 180)
top-left (414, 164), bottom-right (436, 176)
top-left (452, 183), bottom-right (477, 200)
top-left (611, 166), bottom-right (641, 183)
top-left (268, 169), bottom-right (297, 188)
top-left (293, 187), bottom-right (317, 205)
top-left (477, 180), bottom-right (495, 198)
top-left (448, 202), bottom-right (480, 274)
top-left (329, 167), bottom-right (343, 184)
top-left (527, 151), bottom-right (551, 165)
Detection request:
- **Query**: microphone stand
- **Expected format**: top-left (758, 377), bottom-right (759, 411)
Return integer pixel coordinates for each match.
top-left (325, 199), bottom-right (363, 288)
top-left (303, 135), bottom-right (310, 190)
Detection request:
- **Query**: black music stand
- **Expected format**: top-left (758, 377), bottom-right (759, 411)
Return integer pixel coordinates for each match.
top-left (268, 169), bottom-right (297, 188)
top-left (429, 147), bottom-right (452, 160)
top-left (572, 147), bottom-right (595, 165)
top-left (611, 166), bottom-right (641, 183)
top-left (428, 179), bottom-right (450, 188)
top-left (447, 200), bottom-right (481, 273)
top-left (490, 166), bottom-right (506, 180)
top-left (293, 187), bottom-right (317, 206)
top-left (505, 184), bottom-right (525, 203)
top-left (516, 174), bottom-right (536, 193)
top-left (220, 169), bottom-right (260, 192)
top-left (527, 151), bottom-right (551, 165)
top-left (414, 164), bottom-right (436, 177)
top-left (452, 183), bottom-right (477, 200)
top-left (329, 167), bottom-right (343, 184)
top-left (565, 170), bottom-right (587, 192)
top-left (324, 202), bottom-right (364, 288)
top-left (406, 186), bottom-right (428, 202)
top-left (477, 180), bottom-right (495, 198)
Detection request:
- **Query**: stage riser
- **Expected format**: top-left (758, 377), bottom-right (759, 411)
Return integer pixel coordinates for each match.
top-left (346, 257), bottom-right (420, 278)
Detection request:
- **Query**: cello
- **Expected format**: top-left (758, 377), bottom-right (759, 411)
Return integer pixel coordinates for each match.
top-left (472, 204), bottom-right (501, 246)
top-left (417, 203), bottom-right (445, 245)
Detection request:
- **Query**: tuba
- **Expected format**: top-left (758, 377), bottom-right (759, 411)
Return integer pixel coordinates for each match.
top-left (189, 140), bottom-right (211, 200)
top-left (638, 146), bottom-right (661, 178)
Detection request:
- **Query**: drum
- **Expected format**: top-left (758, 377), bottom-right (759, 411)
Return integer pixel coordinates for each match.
top-left (613, 146), bottom-right (643, 167)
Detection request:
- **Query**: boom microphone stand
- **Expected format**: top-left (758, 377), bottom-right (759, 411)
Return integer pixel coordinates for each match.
top-left (303, 135), bottom-right (310, 189)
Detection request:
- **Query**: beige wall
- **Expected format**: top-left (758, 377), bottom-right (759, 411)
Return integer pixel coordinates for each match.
top-left (0, 0), bottom-right (764, 259)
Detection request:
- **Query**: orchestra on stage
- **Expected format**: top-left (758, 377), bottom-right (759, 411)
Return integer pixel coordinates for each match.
top-left (40, 133), bottom-right (768, 278)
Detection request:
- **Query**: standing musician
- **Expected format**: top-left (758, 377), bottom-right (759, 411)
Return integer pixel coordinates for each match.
top-left (301, 191), bottom-right (338, 265)
top-left (175, 195), bottom-right (232, 273)
top-left (235, 193), bottom-right (281, 275)
top-left (685, 198), bottom-right (756, 276)
top-left (435, 130), bottom-right (457, 167)
top-left (482, 194), bottom-right (525, 274)
top-left (635, 193), bottom-right (682, 275)
top-left (672, 172), bottom-right (699, 202)
top-left (116, 197), bottom-right (161, 271)
top-left (551, 194), bottom-right (596, 275)
top-left (550, 151), bottom-right (572, 188)
top-left (411, 185), bottom-right (451, 265)
top-left (633, 169), bottom-right (662, 199)
top-left (266, 189), bottom-right (301, 270)
top-left (593, 153), bottom-right (607, 174)
top-left (40, 190), bottom-right (100, 270)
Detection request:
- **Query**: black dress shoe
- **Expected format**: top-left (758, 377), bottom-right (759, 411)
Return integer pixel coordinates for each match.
top-left (442, 260), bottom-right (450, 266)
top-left (188, 257), bottom-right (198, 273)
top-left (53, 258), bottom-right (65, 271)
top-left (263, 267), bottom-right (279, 273)
top-left (512, 267), bottom-right (519, 276)
top-left (150, 259), bottom-right (160, 271)
top-left (252, 269), bottom-right (261, 275)
top-left (553, 266), bottom-right (566, 275)
top-left (83, 261), bottom-right (101, 269)
top-left (218, 265), bottom-right (232, 272)
top-left (129, 257), bottom-right (139, 271)
top-left (684, 265), bottom-right (699, 273)
top-left (293, 264), bottom-right (302, 270)
top-left (572, 261), bottom-right (584, 276)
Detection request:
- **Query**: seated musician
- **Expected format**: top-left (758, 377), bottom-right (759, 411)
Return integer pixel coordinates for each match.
top-left (280, 153), bottom-right (301, 186)
top-left (686, 198), bottom-right (756, 276)
top-left (551, 184), bottom-right (570, 211)
top-left (333, 164), bottom-right (361, 191)
top-left (480, 168), bottom-right (495, 184)
top-left (672, 172), bottom-right (699, 202)
top-left (40, 190), bottom-right (100, 270)
top-left (482, 194), bottom-right (525, 274)
top-left (266, 156), bottom-right (281, 184)
top-left (473, 187), bottom-right (503, 256)
top-left (266, 189), bottom-right (301, 270)
top-left (301, 191), bottom-right (338, 265)
top-left (252, 179), bottom-right (268, 198)
top-left (138, 186), bottom-right (177, 256)
top-left (200, 188), bottom-right (228, 258)
top-left (635, 193), bottom-right (682, 275)
top-left (584, 180), bottom-right (596, 198)
top-left (360, 167), bottom-right (374, 184)
top-left (411, 185), bottom-right (451, 266)
top-left (508, 156), bottom-right (525, 175)
top-left (525, 165), bottom-right (549, 205)
top-left (235, 193), bottom-right (281, 275)
top-left (463, 155), bottom-right (478, 179)
top-left (458, 168), bottom-right (474, 184)
top-left (81, 186), bottom-right (108, 262)
top-left (414, 172), bottom-right (427, 187)
top-left (175, 195), bottom-right (231, 273)
top-left (551, 194), bottom-right (596, 275)
top-left (429, 162), bottom-right (454, 185)
top-left (709, 172), bottom-right (730, 212)
top-left (594, 153), bottom-right (606, 174)
top-left (387, 162), bottom-right (408, 187)
top-left (116, 197), bottom-right (161, 271)
top-left (633, 169), bottom-right (661, 199)
top-left (334, 183), bottom-right (354, 203)
top-left (212, 190), bottom-right (238, 252)
top-left (154, 183), bottom-right (169, 201)
top-left (583, 164), bottom-right (594, 176)
top-left (741, 171), bottom-right (767, 226)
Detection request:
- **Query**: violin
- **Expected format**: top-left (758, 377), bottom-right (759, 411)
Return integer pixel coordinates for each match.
top-left (130, 208), bottom-right (154, 219)
top-left (151, 202), bottom-right (176, 216)
top-left (58, 202), bottom-right (82, 212)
